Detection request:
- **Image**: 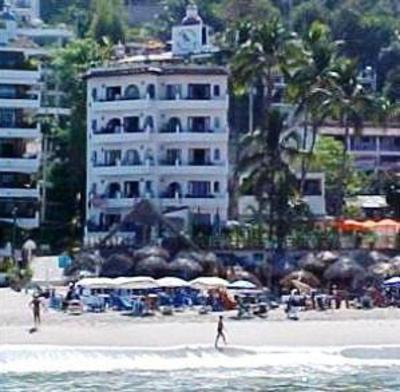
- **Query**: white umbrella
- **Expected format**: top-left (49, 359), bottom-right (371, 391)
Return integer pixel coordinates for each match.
top-left (76, 277), bottom-right (116, 289)
top-left (190, 276), bottom-right (229, 289)
top-left (157, 277), bottom-right (189, 288)
top-left (116, 276), bottom-right (159, 290)
top-left (228, 280), bottom-right (257, 290)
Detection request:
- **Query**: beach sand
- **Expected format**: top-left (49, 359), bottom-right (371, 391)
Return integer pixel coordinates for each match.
top-left (2, 288), bottom-right (400, 348)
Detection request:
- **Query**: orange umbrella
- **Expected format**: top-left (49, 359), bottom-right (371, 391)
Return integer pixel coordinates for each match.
top-left (340, 219), bottom-right (366, 232)
top-left (362, 220), bottom-right (377, 230)
top-left (374, 219), bottom-right (400, 232)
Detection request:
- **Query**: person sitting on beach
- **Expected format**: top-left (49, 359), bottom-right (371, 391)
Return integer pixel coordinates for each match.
top-left (215, 315), bottom-right (227, 349)
top-left (29, 293), bottom-right (45, 329)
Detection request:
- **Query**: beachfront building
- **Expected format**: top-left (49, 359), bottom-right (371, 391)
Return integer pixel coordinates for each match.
top-left (0, 2), bottom-right (71, 257)
top-left (321, 125), bottom-right (400, 172)
top-left (0, 7), bottom-right (41, 234)
top-left (85, 4), bottom-right (229, 246)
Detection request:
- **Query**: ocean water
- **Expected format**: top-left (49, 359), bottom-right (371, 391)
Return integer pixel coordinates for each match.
top-left (1, 345), bottom-right (400, 391)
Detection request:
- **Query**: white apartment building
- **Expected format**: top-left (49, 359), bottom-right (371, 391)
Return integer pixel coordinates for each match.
top-left (0, 7), bottom-right (41, 229)
top-left (0, 1), bottom-right (71, 255)
top-left (85, 4), bottom-right (229, 245)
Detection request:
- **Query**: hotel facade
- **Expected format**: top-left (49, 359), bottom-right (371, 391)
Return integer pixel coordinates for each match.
top-left (85, 5), bottom-right (229, 245)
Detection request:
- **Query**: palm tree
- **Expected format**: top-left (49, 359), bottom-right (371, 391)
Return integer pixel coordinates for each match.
top-left (231, 17), bottom-right (293, 114)
top-left (323, 59), bottom-right (374, 215)
top-left (238, 109), bottom-right (300, 247)
top-left (285, 22), bottom-right (341, 195)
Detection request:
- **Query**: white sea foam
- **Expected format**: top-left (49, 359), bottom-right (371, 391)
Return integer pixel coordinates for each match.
top-left (1, 344), bottom-right (400, 374)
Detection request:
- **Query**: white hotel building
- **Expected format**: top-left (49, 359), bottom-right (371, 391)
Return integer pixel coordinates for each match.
top-left (0, 6), bottom-right (41, 230)
top-left (85, 5), bottom-right (229, 245)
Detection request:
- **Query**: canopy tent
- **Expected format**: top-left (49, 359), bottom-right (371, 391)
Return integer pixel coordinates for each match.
top-left (334, 219), bottom-right (400, 232)
top-left (157, 277), bottom-right (189, 288)
top-left (76, 277), bottom-right (116, 289)
top-left (228, 280), bottom-right (257, 290)
top-left (115, 276), bottom-right (159, 290)
top-left (190, 277), bottom-right (229, 289)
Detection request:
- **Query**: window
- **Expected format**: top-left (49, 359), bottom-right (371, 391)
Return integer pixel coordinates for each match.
top-left (188, 84), bottom-right (211, 100)
top-left (124, 181), bottom-right (140, 198)
top-left (106, 86), bottom-right (121, 101)
top-left (213, 85), bottom-right (220, 97)
top-left (124, 84), bottom-right (140, 100)
top-left (202, 26), bottom-right (208, 45)
top-left (91, 88), bottom-right (97, 101)
top-left (91, 120), bottom-right (97, 132)
top-left (124, 116), bottom-right (140, 133)
top-left (214, 149), bottom-right (220, 161)
top-left (188, 181), bottom-right (211, 197)
top-left (214, 117), bottom-right (220, 129)
top-left (104, 150), bottom-right (121, 166)
top-left (188, 116), bottom-right (210, 132)
top-left (147, 84), bottom-right (156, 99)
top-left (303, 180), bottom-right (322, 196)
top-left (214, 181), bottom-right (220, 193)
top-left (166, 84), bottom-right (182, 100)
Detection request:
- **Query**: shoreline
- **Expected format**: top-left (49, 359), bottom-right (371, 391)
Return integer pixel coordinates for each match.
top-left (2, 288), bottom-right (400, 348)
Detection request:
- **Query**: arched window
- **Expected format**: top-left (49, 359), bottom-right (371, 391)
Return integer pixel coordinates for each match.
top-left (123, 149), bottom-right (141, 166)
top-left (167, 117), bottom-right (181, 133)
top-left (147, 84), bottom-right (156, 99)
top-left (166, 182), bottom-right (182, 198)
top-left (105, 118), bottom-right (121, 133)
top-left (144, 148), bottom-right (154, 165)
top-left (107, 182), bottom-right (121, 198)
top-left (124, 84), bottom-right (140, 100)
top-left (143, 116), bottom-right (154, 131)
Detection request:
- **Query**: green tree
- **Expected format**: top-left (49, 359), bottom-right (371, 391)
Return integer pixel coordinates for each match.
top-left (89, 0), bottom-right (126, 44)
top-left (46, 38), bottom-right (111, 249)
top-left (311, 136), bottom-right (367, 215)
top-left (239, 109), bottom-right (301, 249)
top-left (292, 0), bottom-right (330, 35)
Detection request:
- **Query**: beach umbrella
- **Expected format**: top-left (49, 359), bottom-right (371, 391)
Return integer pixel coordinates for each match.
top-left (351, 250), bottom-right (389, 267)
top-left (135, 256), bottom-right (170, 278)
top-left (316, 251), bottom-right (338, 264)
top-left (299, 253), bottom-right (325, 273)
top-left (101, 253), bottom-right (135, 278)
top-left (157, 276), bottom-right (189, 288)
top-left (169, 257), bottom-right (203, 280)
top-left (324, 256), bottom-right (366, 282)
top-left (76, 277), bottom-right (116, 289)
top-left (368, 262), bottom-right (399, 279)
top-left (228, 280), bottom-right (257, 290)
top-left (280, 270), bottom-right (320, 288)
top-left (135, 246), bottom-right (170, 260)
top-left (292, 279), bottom-right (312, 295)
top-left (190, 276), bottom-right (229, 289)
top-left (228, 266), bottom-right (263, 287)
top-left (391, 256), bottom-right (400, 264)
top-left (374, 219), bottom-right (400, 231)
top-left (383, 276), bottom-right (400, 287)
top-left (116, 276), bottom-right (159, 290)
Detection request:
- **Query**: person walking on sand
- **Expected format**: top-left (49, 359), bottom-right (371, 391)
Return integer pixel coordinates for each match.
top-left (29, 293), bottom-right (44, 329)
top-left (215, 315), bottom-right (227, 349)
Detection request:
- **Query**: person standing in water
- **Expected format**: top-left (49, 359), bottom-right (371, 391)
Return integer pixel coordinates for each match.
top-left (29, 293), bottom-right (44, 329)
top-left (215, 315), bottom-right (227, 349)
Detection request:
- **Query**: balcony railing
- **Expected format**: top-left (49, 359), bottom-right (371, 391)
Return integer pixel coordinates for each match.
top-left (94, 126), bottom-right (145, 135)
top-left (0, 93), bottom-right (39, 100)
top-left (0, 122), bottom-right (36, 129)
top-left (350, 143), bottom-right (377, 151)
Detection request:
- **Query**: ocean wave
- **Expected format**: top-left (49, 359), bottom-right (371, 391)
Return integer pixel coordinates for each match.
top-left (1, 344), bottom-right (400, 374)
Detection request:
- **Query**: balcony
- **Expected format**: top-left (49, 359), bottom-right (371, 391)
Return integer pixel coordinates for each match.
top-left (0, 156), bottom-right (40, 172)
top-left (158, 96), bottom-right (228, 111)
top-left (91, 127), bottom-right (152, 144)
top-left (160, 194), bottom-right (228, 210)
top-left (0, 123), bottom-right (40, 139)
top-left (0, 69), bottom-right (40, 84)
top-left (380, 138), bottom-right (400, 154)
top-left (0, 93), bottom-right (40, 109)
top-left (157, 161), bottom-right (228, 176)
top-left (92, 95), bottom-right (152, 112)
top-left (0, 187), bottom-right (39, 199)
top-left (91, 160), bottom-right (152, 176)
top-left (157, 128), bottom-right (228, 143)
top-left (350, 143), bottom-right (377, 152)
